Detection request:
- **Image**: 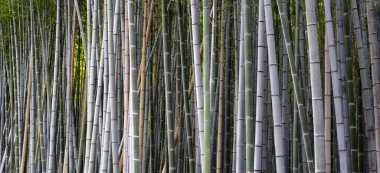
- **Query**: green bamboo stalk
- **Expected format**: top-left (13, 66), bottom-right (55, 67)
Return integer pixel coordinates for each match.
top-left (324, 32), bottom-right (332, 173)
top-left (127, 0), bottom-right (140, 172)
top-left (356, 84), bottom-right (365, 173)
top-left (123, 0), bottom-right (130, 172)
top-left (176, 1), bottom-right (194, 172)
top-left (189, 0), bottom-right (205, 171)
top-left (342, 0), bottom-right (358, 171)
top-left (304, 0), bottom-right (327, 171)
top-left (323, 0), bottom-right (350, 172)
top-left (83, 0), bottom-right (99, 171)
top-left (253, 1), bottom-right (267, 172)
top-left (88, 17), bottom-right (107, 173)
top-left (243, 0), bottom-right (254, 171)
top-left (236, 2), bottom-right (246, 172)
top-left (365, 0), bottom-right (380, 169)
top-left (29, 1), bottom-right (36, 172)
top-left (263, 0), bottom-right (286, 171)
top-left (273, 0), bottom-right (315, 171)
top-left (292, 0), bottom-right (300, 172)
top-left (209, 1), bottom-right (218, 170)
top-left (161, 0), bottom-right (176, 172)
top-left (109, 1), bottom-right (121, 172)
top-left (216, 1), bottom-right (226, 172)
top-left (8, 1), bottom-right (21, 170)
top-left (47, 0), bottom-right (60, 171)
top-left (202, 0), bottom-right (212, 171)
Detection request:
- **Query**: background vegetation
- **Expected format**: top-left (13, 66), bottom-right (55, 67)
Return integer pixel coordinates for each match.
top-left (0, 0), bottom-right (380, 172)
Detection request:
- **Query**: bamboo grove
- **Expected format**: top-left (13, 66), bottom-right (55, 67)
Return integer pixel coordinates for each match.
top-left (1, 0), bottom-right (380, 172)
